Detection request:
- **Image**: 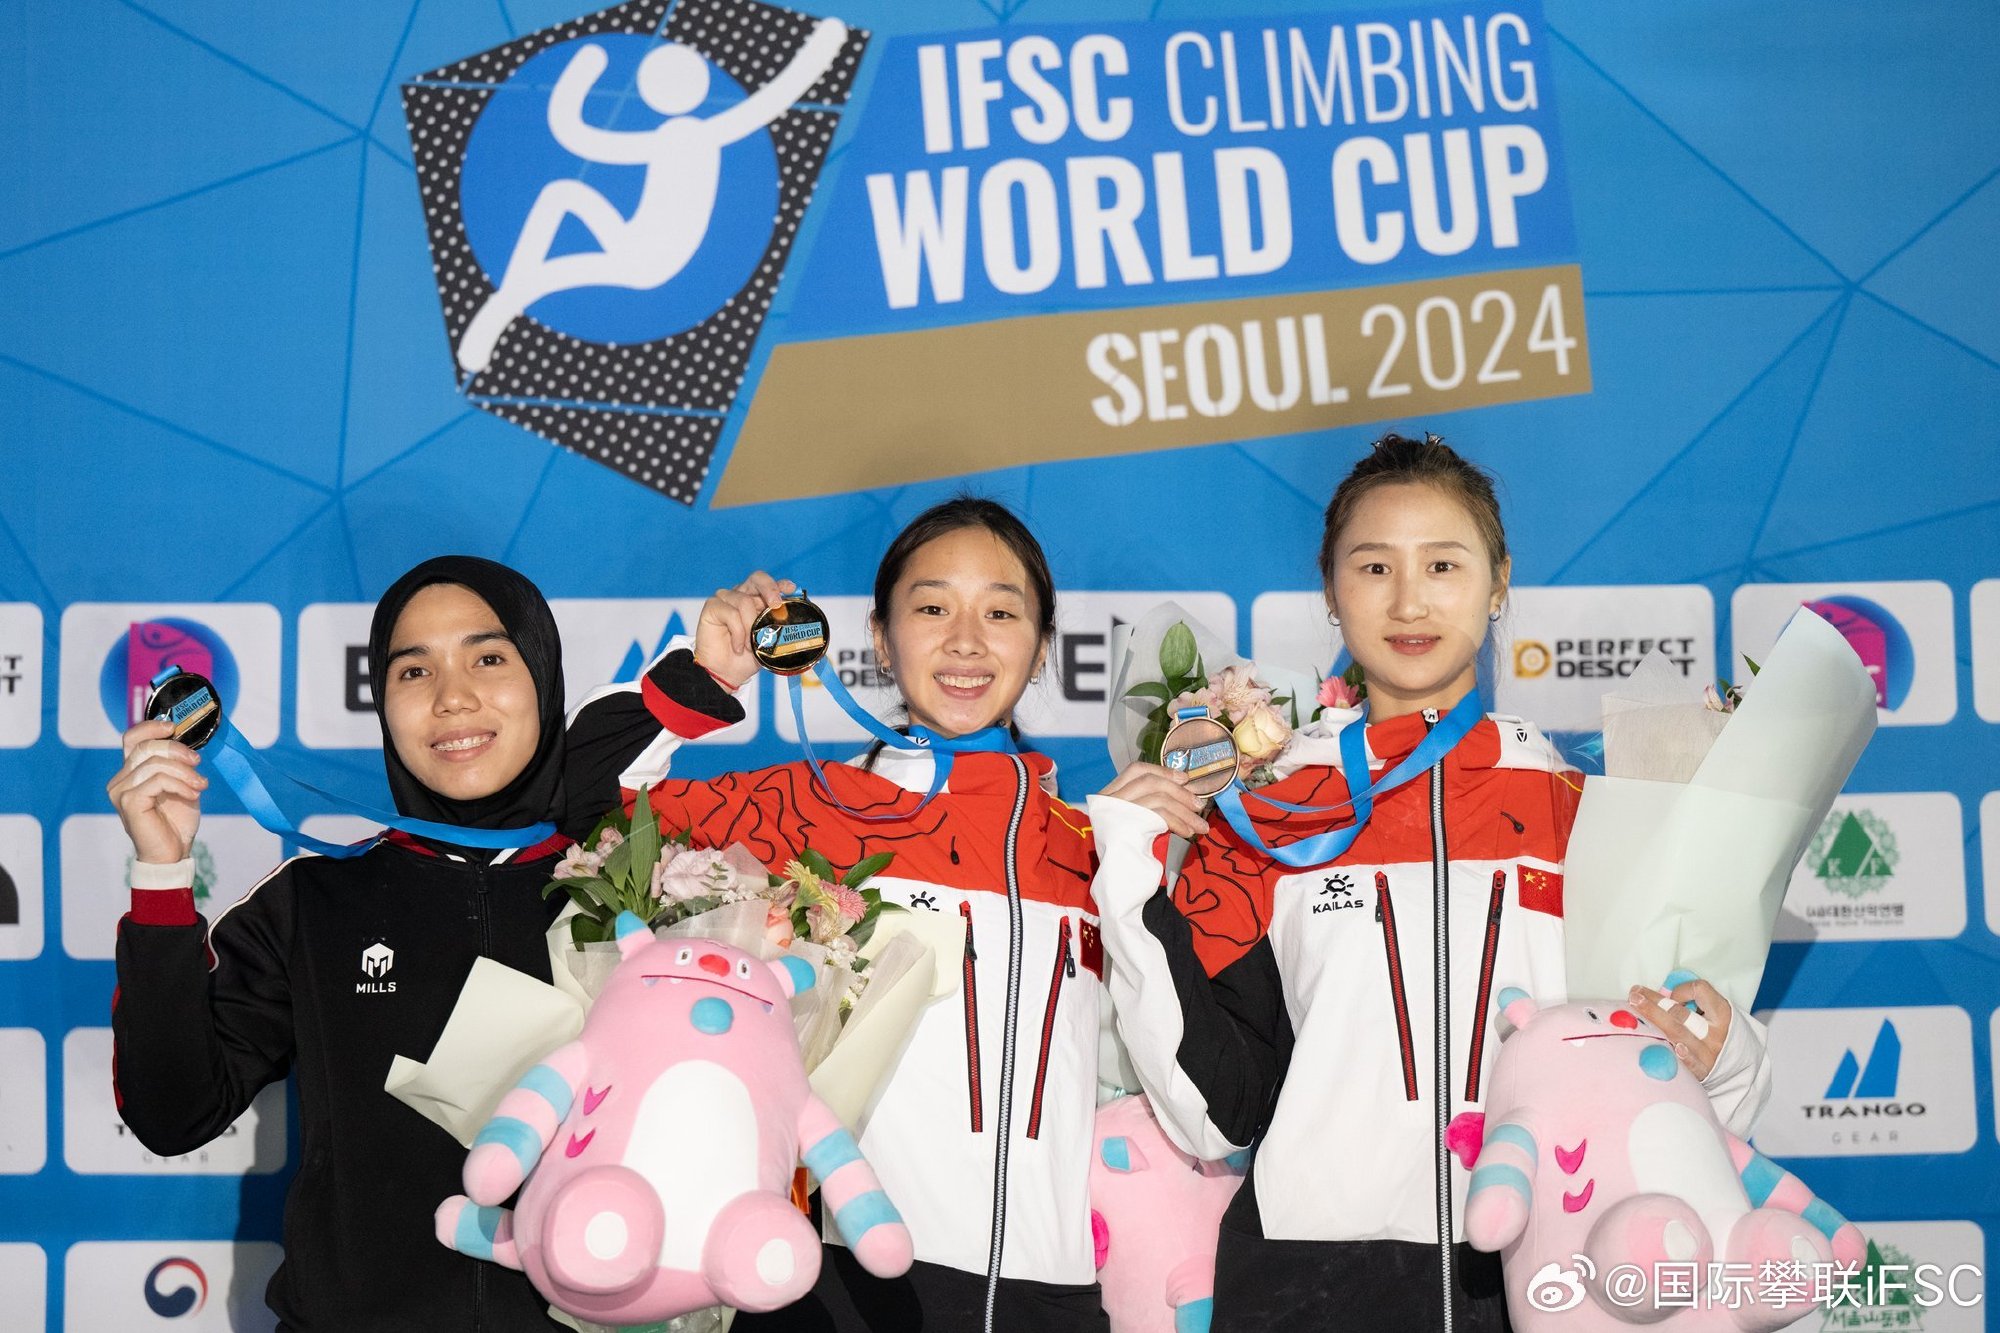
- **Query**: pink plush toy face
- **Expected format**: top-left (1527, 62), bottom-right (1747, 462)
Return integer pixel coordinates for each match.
top-left (1521, 1000), bottom-right (1685, 1088)
top-left (596, 935), bottom-right (805, 1040)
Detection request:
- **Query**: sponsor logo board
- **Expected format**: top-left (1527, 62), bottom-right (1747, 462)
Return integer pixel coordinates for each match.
top-left (1775, 793), bottom-right (1965, 942)
top-left (1730, 582), bottom-right (1954, 726)
top-left (60, 815), bottom-right (282, 961)
top-left (58, 603), bottom-right (281, 748)
top-left (64, 1242), bottom-right (281, 1331)
top-left (0, 1244), bottom-right (46, 1331)
top-left (0, 603), bottom-right (43, 747)
top-left (63, 1028), bottom-right (286, 1175)
top-left (0, 1029), bottom-right (47, 1175)
top-left (1496, 584), bottom-right (1715, 731)
top-left (0, 814), bottom-right (44, 960)
top-left (1751, 1006), bottom-right (1976, 1158)
top-left (1974, 580), bottom-right (2000, 723)
top-left (550, 599), bottom-right (758, 744)
top-left (1819, 1220), bottom-right (1986, 1332)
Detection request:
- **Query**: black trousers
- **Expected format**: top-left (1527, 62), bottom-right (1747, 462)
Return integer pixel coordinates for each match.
top-left (731, 1244), bottom-right (1110, 1333)
top-left (1211, 1201), bottom-right (1510, 1333)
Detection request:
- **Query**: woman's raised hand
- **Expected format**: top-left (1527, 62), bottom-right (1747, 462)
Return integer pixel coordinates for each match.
top-left (1099, 762), bottom-right (1209, 840)
top-left (695, 570), bottom-right (796, 689)
top-left (107, 719), bottom-right (206, 865)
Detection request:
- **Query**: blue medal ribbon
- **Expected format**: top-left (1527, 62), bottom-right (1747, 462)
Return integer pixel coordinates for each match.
top-left (785, 660), bottom-right (1015, 822)
top-left (154, 667), bottom-right (557, 859)
top-left (1210, 689), bottom-right (1485, 868)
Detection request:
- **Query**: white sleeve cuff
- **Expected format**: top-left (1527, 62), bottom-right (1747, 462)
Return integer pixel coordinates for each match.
top-left (130, 858), bottom-right (196, 890)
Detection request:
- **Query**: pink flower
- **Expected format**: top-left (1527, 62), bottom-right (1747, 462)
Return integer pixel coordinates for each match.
top-left (594, 826), bottom-right (625, 852)
top-left (806, 882), bottom-right (869, 945)
top-left (554, 844), bottom-right (603, 880)
top-left (651, 847), bottom-right (732, 902)
top-left (764, 901), bottom-right (796, 951)
top-left (1317, 675), bottom-right (1362, 712)
top-left (1209, 664), bottom-right (1273, 722)
top-left (1167, 688), bottom-right (1214, 716)
top-left (1231, 701), bottom-right (1292, 762)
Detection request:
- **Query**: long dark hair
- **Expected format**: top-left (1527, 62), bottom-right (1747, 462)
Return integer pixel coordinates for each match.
top-left (864, 496), bottom-right (1057, 763)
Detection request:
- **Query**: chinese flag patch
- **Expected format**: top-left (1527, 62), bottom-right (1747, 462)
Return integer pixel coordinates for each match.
top-left (1517, 865), bottom-right (1564, 917)
top-left (1078, 919), bottom-right (1104, 978)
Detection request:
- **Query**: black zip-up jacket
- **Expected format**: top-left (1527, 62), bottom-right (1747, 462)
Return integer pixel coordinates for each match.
top-left (110, 647), bottom-right (740, 1331)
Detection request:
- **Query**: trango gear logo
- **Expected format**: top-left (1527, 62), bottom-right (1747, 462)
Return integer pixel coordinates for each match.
top-left (1817, 1019), bottom-right (1922, 1120)
top-left (403, 0), bottom-right (867, 503)
top-left (143, 1257), bottom-right (208, 1317)
top-left (1804, 594), bottom-right (1914, 711)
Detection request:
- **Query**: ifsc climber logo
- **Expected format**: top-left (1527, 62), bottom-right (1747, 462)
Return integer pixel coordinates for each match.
top-left (403, 0), bottom-right (867, 503)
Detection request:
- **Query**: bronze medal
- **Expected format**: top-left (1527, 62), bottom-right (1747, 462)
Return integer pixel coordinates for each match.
top-left (1161, 710), bottom-right (1238, 798)
top-left (145, 666), bottom-right (223, 751)
top-left (751, 590), bottom-right (830, 675)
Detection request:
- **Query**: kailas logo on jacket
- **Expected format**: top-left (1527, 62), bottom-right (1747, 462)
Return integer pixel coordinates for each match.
top-left (1313, 872), bottom-right (1364, 916)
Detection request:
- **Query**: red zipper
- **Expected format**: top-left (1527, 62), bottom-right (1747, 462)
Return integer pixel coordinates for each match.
top-left (1025, 916), bottom-right (1075, 1140)
top-left (1376, 872), bottom-right (1419, 1102)
top-left (1463, 871), bottom-right (1508, 1103)
top-left (960, 900), bottom-right (983, 1132)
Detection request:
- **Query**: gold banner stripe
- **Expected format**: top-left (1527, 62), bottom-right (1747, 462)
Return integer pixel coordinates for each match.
top-left (715, 264), bottom-right (1590, 507)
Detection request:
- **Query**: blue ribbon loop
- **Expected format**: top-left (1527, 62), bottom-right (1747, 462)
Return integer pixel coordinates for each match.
top-left (785, 660), bottom-right (1015, 822)
top-left (1211, 690), bottom-right (1484, 868)
top-left (154, 666), bottom-right (559, 859)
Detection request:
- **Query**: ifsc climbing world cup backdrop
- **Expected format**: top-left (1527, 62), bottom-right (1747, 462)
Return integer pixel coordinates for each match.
top-left (4, 0), bottom-right (2000, 1327)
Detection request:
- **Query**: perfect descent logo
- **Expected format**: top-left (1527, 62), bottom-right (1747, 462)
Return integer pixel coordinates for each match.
top-left (403, 0), bottom-right (867, 503)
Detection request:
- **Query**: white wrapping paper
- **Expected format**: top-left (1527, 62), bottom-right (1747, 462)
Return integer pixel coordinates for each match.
top-left (1563, 608), bottom-right (1877, 1010)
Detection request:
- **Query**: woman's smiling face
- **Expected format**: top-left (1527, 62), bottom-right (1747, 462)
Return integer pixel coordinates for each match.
top-left (380, 582), bottom-right (541, 801)
top-left (1326, 482), bottom-right (1508, 721)
top-left (870, 525), bottom-right (1047, 739)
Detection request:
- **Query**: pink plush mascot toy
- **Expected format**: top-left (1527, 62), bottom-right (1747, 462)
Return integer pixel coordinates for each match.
top-left (437, 911), bottom-right (914, 1324)
top-left (1466, 988), bottom-right (1865, 1331)
top-left (1089, 1093), bottom-right (1246, 1333)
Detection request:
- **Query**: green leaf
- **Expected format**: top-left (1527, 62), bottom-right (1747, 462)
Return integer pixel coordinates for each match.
top-left (600, 834), bottom-right (637, 897)
top-left (798, 847), bottom-right (838, 884)
top-left (1121, 681), bottom-right (1173, 703)
top-left (843, 852), bottom-right (895, 886)
top-left (848, 914), bottom-right (879, 950)
top-left (1159, 622), bottom-right (1197, 680)
top-left (1744, 655), bottom-right (1762, 677)
top-left (569, 913), bottom-right (611, 946)
top-left (626, 783), bottom-right (662, 884)
top-left (1137, 715), bottom-right (1170, 766)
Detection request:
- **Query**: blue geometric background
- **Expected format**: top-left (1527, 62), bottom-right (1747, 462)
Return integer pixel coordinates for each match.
top-left (4, 1), bottom-right (1998, 1328)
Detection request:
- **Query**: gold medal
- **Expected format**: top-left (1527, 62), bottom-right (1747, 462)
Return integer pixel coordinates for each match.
top-left (750, 590), bottom-right (830, 675)
top-left (1161, 708), bottom-right (1238, 798)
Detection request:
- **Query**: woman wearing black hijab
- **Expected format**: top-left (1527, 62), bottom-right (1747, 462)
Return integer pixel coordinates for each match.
top-left (107, 557), bottom-right (711, 1332)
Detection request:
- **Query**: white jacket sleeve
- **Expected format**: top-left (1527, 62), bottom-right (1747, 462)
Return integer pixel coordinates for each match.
top-left (1703, 1003), bottom-right (1774, 1136)
top-left (1087, 794), bottom-right (1254, 1163)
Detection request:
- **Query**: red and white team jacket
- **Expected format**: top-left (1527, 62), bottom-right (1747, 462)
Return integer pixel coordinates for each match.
top-left (1087, 708), bottom-right (1772, 1251)
top-left (625, 654), bottom-right (1104, 1287)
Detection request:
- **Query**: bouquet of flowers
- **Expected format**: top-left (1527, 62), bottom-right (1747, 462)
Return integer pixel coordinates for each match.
top-left (1564, 609), bottom-right (1876, 1010)
top-left (1119, 618), bottom-right (1315, 789)
top-left (550, 784), bottom-right (894, 950)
